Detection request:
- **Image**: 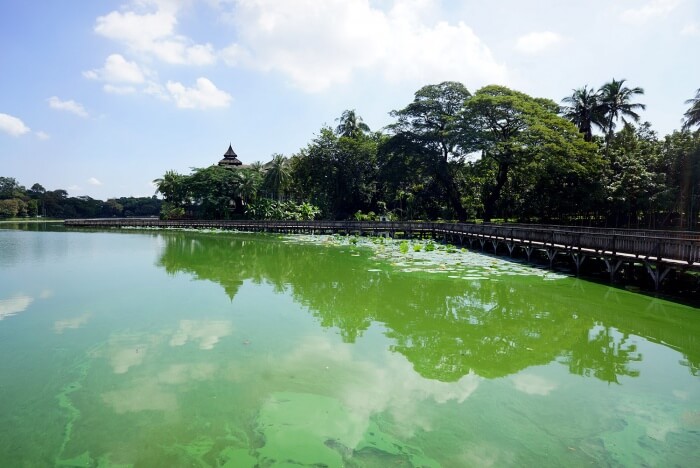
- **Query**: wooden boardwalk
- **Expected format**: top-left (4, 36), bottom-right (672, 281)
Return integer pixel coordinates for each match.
top-left (65, 218), bottom-right (700, 289)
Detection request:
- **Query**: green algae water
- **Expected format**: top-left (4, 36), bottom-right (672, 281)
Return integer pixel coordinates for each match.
top-left (0, 225), bottom-right (699, 467)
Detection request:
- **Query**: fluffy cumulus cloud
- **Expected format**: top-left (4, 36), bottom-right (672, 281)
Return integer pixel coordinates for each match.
top-left (0, 113), bottom-right (31, 137)
top-left (620, 0), bottom-right (682, 24)
top-left (165, 77), bottom-right (232, 109)
top-left (220, 0), bottom-right (507, 92)
top-left (47, 96), bottom-right (89, 118)
top-left (94, 2), bottom-right (216, 65)
top-left (84, 53), bottom-right (146, 84)
top-left (515, 31), bottom-right (563, 54)
top-left (88, 177), bottom-right (103, 186)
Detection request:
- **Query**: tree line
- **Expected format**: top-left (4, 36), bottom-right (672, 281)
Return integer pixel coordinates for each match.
top-left (0, 177), bottom-right (161, 219)
top-left (155, 82), bottom-right (700, 228)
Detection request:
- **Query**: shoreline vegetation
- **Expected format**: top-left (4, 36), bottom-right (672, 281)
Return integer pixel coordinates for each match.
top-left (2, 81), bottom-right (700, 229)
top-left (151, 81), bottom-right (700, 229)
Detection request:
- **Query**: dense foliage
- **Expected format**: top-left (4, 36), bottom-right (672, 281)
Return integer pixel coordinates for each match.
top-left (0, 177), bottom-right (161, 219)
top-left (4, 81), bottom-right (699, 228)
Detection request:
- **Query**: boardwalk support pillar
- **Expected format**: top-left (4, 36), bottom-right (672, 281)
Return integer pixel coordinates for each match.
top-left (506, 242), bottom-right (515, 257)
top-left (571, 253), bottom-right (586, 276)
top-left (546, 248), bottom-right (558, 269)
top-left (491, 240), bottom-right (499, 254)
top-left (645, 261), bottom-right (671, 291)
top-left (524, 246), bottom-right (535, 262)
top-left (604, 257), bottom-right (623, 283)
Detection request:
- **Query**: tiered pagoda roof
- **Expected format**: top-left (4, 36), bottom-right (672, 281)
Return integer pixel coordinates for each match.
top-left (218, 144), bottom-right (243, 167)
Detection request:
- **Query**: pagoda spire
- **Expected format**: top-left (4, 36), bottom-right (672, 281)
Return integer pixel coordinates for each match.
top-left (218, 143), bottom-right (242, 167)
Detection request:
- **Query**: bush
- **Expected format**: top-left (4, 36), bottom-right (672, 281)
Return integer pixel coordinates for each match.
top-left (160, 202), bottom-right (185, 220)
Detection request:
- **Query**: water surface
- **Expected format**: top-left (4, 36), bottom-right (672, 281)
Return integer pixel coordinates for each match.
top-left (0, 226), bottom-right (698, 466)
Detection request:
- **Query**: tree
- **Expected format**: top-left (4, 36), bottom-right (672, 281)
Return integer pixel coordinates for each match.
top-left (236, 168), bottom-right (262, 205)
top-left (561, 86), bottom-right (605, 142)
top-left (335, 109), bottom-right (370, 138)
top-left (462, 85), bottom-right (599, 222)
top-left (153, 170), bottom-right (188, 206)
top-left (660, 130), bottom-right (700, 229)
top-left (0, 177), bottom-right (25, 199)
top-left (187, 166), bottom-right (241, 218)
top-left (598, 78), bottom-right (646, 153)
top-left (264, 154), bottom-right (292, 200)
top-left (387, 81), bottom-right (472, 221)
top-left (682, 88), bottom-right (700, 131)
top-left (603, 123), bottom-right (665, 227)
top-left (290, 127), bottom-right (381, 218)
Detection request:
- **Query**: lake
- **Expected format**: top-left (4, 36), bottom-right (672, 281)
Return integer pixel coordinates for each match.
top-left (0, 225), bottom-right (698, 467)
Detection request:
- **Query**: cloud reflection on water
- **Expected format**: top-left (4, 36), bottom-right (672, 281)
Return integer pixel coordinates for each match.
top-left (0, 294), bottom-right (33, 320)
top-left (170, 319), bottom-right (233, 350)
top-left (54, 313), bottom-right (91, 334)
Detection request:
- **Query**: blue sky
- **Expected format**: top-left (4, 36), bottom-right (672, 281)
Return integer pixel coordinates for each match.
top-left (1, 0), bottom-right (699, 199)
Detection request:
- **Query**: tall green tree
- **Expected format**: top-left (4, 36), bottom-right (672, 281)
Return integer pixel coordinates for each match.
top-left (682, 88), bottom-right (700, 131)
top-left (153, 170), bottom-right (188, 206)
top-left (463, 85), bottom-right (599, 221)
top-left (598, 78), bottom-right (646, 154)
top-left (603, 123), bottom-right (665, 227)
top-left (561, 86), bottom-right (605, 142)
top-left (290, 128), bottom-right (380, 218)
top-left (335, 109), bottom-right (370, 138)
top-left (660, 129), bottom-right (700, 229)
top-left (387, 81), bottom-right (472, 221)
top-left (264, 154), bottom-right (292, 200)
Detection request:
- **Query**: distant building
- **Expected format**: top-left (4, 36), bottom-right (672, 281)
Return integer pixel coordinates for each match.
top-left (218, 144), bottom-right (243, 168)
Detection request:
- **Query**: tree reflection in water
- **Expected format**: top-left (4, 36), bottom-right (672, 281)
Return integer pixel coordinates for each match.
top-left (156, 231), bottom-right (699, 383)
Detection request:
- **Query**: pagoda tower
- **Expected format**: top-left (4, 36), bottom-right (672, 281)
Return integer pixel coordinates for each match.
top-left (218, 144), bottom-right (243, 168)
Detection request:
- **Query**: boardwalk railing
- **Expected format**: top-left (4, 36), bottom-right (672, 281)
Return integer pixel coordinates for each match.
top-left (64, 218), bottom-right (700, 267)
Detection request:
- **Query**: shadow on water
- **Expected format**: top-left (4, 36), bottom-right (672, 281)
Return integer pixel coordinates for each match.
top-left (154, 230), bottom-right (700, 384)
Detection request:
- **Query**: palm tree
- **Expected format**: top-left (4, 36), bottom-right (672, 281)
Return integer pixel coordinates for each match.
top-left (264, 154), bottom-right (291, 200)
top-left (235, 169), bottom-right (261, 205)
top-left (335, 109), bottom-right (370, 138)
top-left (153, 170), bottom-right (185, 204)
top-left (561, 86), bottom-right (605, 141)
top-left (682, 88), bottom-right (700, 131)
top-left (598, 78), bottom-right (646, 153)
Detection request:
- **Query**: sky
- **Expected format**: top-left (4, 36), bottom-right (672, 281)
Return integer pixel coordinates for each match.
top-left (1, 0), bottom-right (699, 199)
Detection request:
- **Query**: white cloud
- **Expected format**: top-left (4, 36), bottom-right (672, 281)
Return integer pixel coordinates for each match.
top-left (221, 0), bottom-right (506, 92)
top-left (620, 0), bottom-right (681, 24)
top-left (0, 113), bottom-right (31, 137)
top-left (84, 54), bottom-right (146, 83)
top-left (67, 185), bottom-right (82, 191)
top-left (165, 77), bottom-right (232, 109)
top-left (680, 22), bottom-right (699, 36)
top-left (47, 96), bottom-right (89, 118)
top-left (88, 177), bottom-right (102, 186)
top-left (35, 131), bottom-right (50, 140)
top-left (94, 5), bottom-right (216, 65)
top-left (515, 31), bottom-right (563, 54)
